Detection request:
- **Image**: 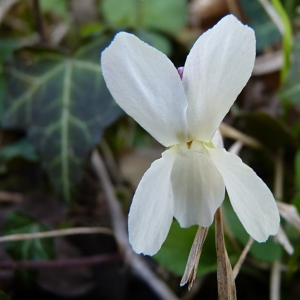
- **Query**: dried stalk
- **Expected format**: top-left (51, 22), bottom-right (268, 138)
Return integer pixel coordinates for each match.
top-left (0, 227), bottom-right (113, 243)
top-left (219, 123), bottom-right (262, 149)
top-left (270, 148), bottom-right (284, 298)
top-left (270, 260), bottom-right (281, 300)
top-left (215, 208), bottom-right (237, 300)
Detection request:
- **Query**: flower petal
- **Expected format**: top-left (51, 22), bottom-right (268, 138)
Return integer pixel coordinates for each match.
top-left (209, 148), bottom-right (280, 242)
top-left (171, 142), bottom-right (225, 227)
top-left (183, 15), bottom-right (256, 141)
top-left (101, 32), bottom-right (188, 147)
top-left (212, 129), bottom-right (224, 148)
top-left (128, 149), bottom-right (176, 255)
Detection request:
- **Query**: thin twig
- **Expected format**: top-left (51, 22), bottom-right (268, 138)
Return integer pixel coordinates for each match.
top-left (270, 260), bottom-right (281, 300)
top-left (99, 140), bottom-right (124, 184)
top-left (274, 149), bottom-right (284, 201)
top-left (232, 237), bottom-right (254, 279)
top-left (219, 123), bottom-right (263, 149)
top-left (0, 253), bottom-right (121, 270)
top-left (0, 191), bottom-right (23, 203)
top-left (270, 146), bottom-right (284, 298)
top-left (91, 149), bottom-right (179, 300)
top-left (32, 0), bottom-right (46, 44)
top-left (0, 227), bottom-right (113, 243)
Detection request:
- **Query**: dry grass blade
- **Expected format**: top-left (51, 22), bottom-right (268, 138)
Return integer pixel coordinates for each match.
top-left (275, 226), bottom-right (294, 255)
top-left (0, 227), bottom-right (114, 243)
top-left (277, 202), bottom-right (300, 232)
top-left (180, 226), bottom-right (208, 290)
top-left (219, 123), bottom-right (262, 149)
top-left (215, 208), bottom-right (237, 300)
top-left (232, 237), bottom-right (254, 279)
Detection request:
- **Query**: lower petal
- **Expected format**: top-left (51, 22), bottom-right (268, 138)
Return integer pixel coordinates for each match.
top-left (209, 148), bottom-right (280, 242)
top-left (128, 149), bottom-right (176, 255)
top-left (171, 142), bottom-right (225, 228)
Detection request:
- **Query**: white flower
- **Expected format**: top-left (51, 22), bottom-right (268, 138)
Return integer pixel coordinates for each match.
top-left (101, 15), bottom-right (280, 255)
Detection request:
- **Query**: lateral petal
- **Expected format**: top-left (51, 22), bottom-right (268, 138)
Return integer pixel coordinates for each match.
top-left (128, 149), bottom-right (176, 255)
top-left (209, 148), bottom-right (280, 242)
top-left (101, 32), bottom-right (188, 147)
top-left (172, 142), bottom-right (225, 227)
top-left (183, 15), bottom-right (255, 141)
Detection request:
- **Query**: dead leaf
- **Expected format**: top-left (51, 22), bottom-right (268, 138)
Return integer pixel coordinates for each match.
top-left (180, 226), bottom-right (208, 290)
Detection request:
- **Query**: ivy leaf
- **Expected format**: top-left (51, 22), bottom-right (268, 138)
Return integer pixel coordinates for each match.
top-left (4, 211), bottom-right (55, 261)
top-left (3, 36), bottom-right (123, 203)
top-left (0, 137), bottom-right (38, 174)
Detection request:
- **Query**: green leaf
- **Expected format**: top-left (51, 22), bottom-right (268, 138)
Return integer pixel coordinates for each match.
top-left (0, 138), bottom-right (38, 162)
top-left (40, 0), bottom-right (68, 16)
top-left (154, 220), bottom-right (218, 276)
top-left (101, 0), bottom-right (187, 35)
top-left (135, 29), bottom-right (171, 55)
top-left (271, 0), bottom-right (293, 82)
top-left (279, 38), bottom-right (300, 105)
top-left (223, 198), bottom-right (282, 263)
top-left (3, 36), bottom-right (123, 203)
top-left (238, 111), bottom-right (298, 151)
top-left (4, 211), bottom-right (55, 261)
top-left (0, 39), bottom-right (20, 63)
top-left (238, 0), bottom-right (281, 52)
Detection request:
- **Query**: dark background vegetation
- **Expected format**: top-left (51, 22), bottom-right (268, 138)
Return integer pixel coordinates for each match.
top-left (0, 0), bottom-right (300, 299)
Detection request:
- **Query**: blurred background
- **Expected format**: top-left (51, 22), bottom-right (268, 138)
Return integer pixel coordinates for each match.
top-left (0, 0), bottom-right (300, 299)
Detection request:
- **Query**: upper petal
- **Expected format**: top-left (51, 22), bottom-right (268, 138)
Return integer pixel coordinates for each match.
top-left (171, 142), bottom-right (225, 227)
top-left (101, 32), bottom-right (188, 147)
top-left (183, 15), bottom-right (256, 141)
top-left (208, 148), bottom-right (280, 242)
top-left (128, 149), bottom-right (176, 255)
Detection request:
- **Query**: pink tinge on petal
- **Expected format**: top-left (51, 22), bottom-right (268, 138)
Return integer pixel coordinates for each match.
top-left (177, 67), bottom-right (184, 79)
